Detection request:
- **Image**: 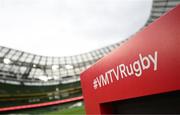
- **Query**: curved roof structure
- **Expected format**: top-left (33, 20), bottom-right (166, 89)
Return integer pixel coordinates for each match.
top-left (0, 0), bottom-right (179, 86)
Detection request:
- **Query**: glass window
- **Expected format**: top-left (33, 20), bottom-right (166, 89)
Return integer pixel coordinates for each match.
top-left (60, 70), bottom-right (67, 77)
top-left (20, 66), bottom-right (27, 74)
top-left (0, 48), bottom-right (9, 57)
top-left (11, 51), bottom-right (22, 61)
top-left (29, 68), bottom-right (36, 78)
top-left (52, 70), bottom-right (59, 76)
top-left (19, 53), bottom-right (28, 62)
top-left (75, 68), bottom-right (81, 74)
top-left (26, 55), bottom-right (34, 63)
top-left (67, 69), bottom-right (75, 76)
top-left (71, 56), bottom-right (77, 64)
top-left (77, 55), bottom-right (82, 63)
top-left (46, 69), bottom-right (53, 77)
top-left (11, 65), bottom-right (20, 73)
top-left (66, 59), bottom-right (72, 64)
top-left (3, 64), bottom-right (11, 71)
top-left (40, 57), bottom-right (46, 65)
top-left (0, 63), bottom-right (4, 68)
top-left (34, 68), bottom-right (44, 76)
top-left (33, 56), bottom-right (41, 64)
top-left (5, 50), bottom-right (16, 58)
top-left (59, 57), bottom-right (66, 64)
top-left (53, 57), bottom-right (59, 64)
top-left (47, 57), bottom-right (53, 65)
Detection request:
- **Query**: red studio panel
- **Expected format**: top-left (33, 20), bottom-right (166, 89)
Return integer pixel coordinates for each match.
top-left (81, 5), bottom-right (180, 114)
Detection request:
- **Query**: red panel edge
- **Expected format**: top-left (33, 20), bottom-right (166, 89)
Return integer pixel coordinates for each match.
top-left (0, 96), bottom-right (83, 112)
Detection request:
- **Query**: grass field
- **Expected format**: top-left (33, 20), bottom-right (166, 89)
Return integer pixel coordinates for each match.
top-left (5, 101), bottom-right (85, 114)
top-left (46, 106), bottom-right (85, 115)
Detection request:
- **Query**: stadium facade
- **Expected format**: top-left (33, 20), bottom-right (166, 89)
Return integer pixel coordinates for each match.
top-left (0, 0), bottom-right (179, 111)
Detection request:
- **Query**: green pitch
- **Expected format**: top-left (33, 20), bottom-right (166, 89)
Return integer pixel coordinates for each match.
top-left (46, 106), bottom-right (85, 115)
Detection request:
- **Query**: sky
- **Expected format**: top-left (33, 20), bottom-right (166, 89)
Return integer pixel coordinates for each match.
top-left (0, 0), bottom-right (152, 56)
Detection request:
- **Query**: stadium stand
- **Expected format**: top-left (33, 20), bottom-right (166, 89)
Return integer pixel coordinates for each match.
top-left (0, 0), bottom-right (179, 112)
